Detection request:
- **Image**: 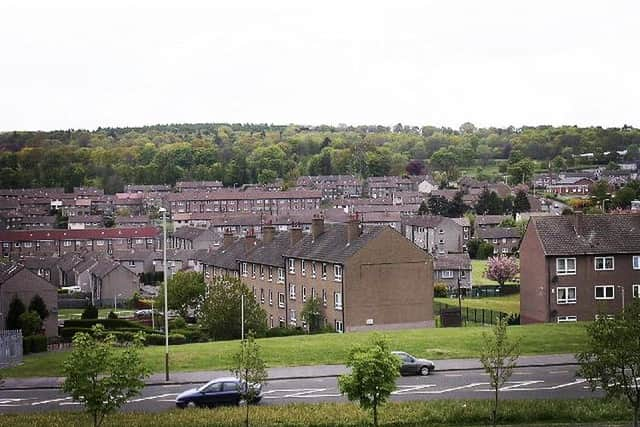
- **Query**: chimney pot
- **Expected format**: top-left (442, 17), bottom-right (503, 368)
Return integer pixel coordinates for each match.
top-left (290, 223), bottom-right (303, 246)
top-left (262, 224), bottom-right (275, 244)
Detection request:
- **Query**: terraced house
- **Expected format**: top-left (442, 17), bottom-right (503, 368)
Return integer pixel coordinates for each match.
top-left (520, 213), bottom-right (640, 324)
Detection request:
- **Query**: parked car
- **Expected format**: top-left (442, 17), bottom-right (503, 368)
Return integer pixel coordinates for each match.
top-left (60, 285), bottom-right (82, 293)
top-left (391, 351), bottom-right (435, 376)
top-left (175, 377), bottom-right (263, 408)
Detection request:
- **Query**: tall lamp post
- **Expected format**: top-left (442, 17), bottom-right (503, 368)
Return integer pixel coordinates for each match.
top-left (159, 207), bottom-right (170, 381)
top-left (617, 285), bottom-right (625, 312)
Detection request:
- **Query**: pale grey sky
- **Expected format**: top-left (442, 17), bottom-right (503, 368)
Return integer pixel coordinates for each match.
top-left (1, 0), bottom-right (638, 131)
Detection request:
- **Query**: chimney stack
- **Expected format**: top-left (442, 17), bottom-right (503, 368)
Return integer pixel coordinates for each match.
top-left (347, 213), bottom-right (361, 244)
top-left (262, 223), bottom-right (275, 244)
top-left (245, 229), bottom-right (256, 251)
top-left (223, 229), bottom-right (234, 248)
top-left (311, 214), bottom-right (324, 241)
top-left (290, 222), bottom-right (303, 246)
top-left (572, 211), bottom-right (584, 236)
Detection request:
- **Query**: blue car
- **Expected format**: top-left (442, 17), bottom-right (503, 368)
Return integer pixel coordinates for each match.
top-left (175, 377), bottom-right (263, 408)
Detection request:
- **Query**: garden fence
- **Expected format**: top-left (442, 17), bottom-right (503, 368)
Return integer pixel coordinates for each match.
top-left (0, 329), bottom-right (23, 368)
top-left (433, 301), bottom-right (511, 327)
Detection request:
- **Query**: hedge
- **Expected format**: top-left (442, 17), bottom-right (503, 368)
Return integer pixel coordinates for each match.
top-left (63, 319), bottom-right (147, 330)
top-left (171, 328), bottom-right (207, 343)
top-left (22, 335), bottom-right (47, 354)
top-left (61, 327), bottom-right (147, 341)
top-left (145, 333), bottom-right (187, 346)
top-left (263, 327), bottom-right (307, 338)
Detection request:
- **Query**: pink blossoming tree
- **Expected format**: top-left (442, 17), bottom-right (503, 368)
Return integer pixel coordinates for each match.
top-left (485, 256), bottom-right (519, 290)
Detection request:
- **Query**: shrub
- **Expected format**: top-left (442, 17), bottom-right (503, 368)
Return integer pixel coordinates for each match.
top-left (171, 316), bottom-right (187, 330)
top-left (81, 304), bottom-right (98, 320)
top-left (7, 296), bottom-right (26, 330)
top-left (434, 283), bottom-right (448, 298)
top-left (169, 333), bottom-right (187, 345)
top-left (28, 335), bottom-right (48, 353)
top-left (22, 336), bottom-right (32, 355)
top-left (111, 331), bottom-right (135, 343)
top-left (107, 311), bottom-right (118, 320)
top-left (172, 328), bottom-right (207, 343)
top-left (19, 311), bottom-right (43, 336)
top-left (477, 242), bottom-right (495, 260)
top-left (61, 327), bottom-right (93, 340)
top-left (145, 334), bottom-right (165, 346)
top-left (264, 327), bottom-right (306, 338)
top-left (64, 319), bottom-right (147, 330)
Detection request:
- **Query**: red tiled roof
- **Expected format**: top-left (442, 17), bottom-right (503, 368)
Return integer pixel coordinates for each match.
top-left (0, 227), bottom-right (159, 242)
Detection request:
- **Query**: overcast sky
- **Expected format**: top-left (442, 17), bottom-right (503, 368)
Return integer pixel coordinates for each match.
top-left (1, 0), bottom-right (639, 131)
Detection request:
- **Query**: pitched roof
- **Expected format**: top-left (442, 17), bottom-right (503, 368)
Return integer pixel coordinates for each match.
top-left (201, 239), bottom-right (258, 270)
top-left (91, 260), bottom-right (126, 278)
top-left (532, 213), bottom-right (640, 256)
top-left (111, 249), bottom-right (155, 262)
top-left (477, 227), bottom-right (521, 239)
top-left (0, 227), bottom-right (159, 242)
top-left (21, 256), bottom-right (60, 270)
top-left (238, 233), bottom-right (291, 267)
top-left (475, 215), bottom-right (510, 226)
top-left (284, 224), bottom-right (385, 264)
top-left (172, 227), bottom-right (213, 240)
top-left (0, 261), bottom-right (24, 284)
top-left (166, 189), bottom-right (321, 202)
top-left (402, 215), bottom-right (444, 228)
top-left (433, 253), bottom-right (471, 270)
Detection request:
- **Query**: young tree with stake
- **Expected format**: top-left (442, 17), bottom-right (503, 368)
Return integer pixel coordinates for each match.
top-left (480, 315), bottom-right (520, 427)
top-left (232, 331), bottom-right (267, 427)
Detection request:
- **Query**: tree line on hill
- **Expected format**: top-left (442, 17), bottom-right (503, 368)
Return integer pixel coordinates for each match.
top-left (1, 123), bottom-right (639, 193)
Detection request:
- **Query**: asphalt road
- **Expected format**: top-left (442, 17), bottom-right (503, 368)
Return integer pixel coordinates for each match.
top-left (0, 364), bottom-right (600, 414)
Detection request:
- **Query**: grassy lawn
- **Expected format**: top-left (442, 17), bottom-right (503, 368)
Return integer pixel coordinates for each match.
top-left (0, 399), bottom-right (631, 426)
top-left (57, 308), bottom-right (135, 321)
top-left (471, 259), bottom-right (519, 287)
top-left (4, 322), bottom-right (586, 378)
top-left (435, 293), bottom-right (520, 314)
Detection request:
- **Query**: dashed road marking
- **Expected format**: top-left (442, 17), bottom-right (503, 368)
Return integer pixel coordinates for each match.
top-left (128, 393), bottom-right (177, 403)
top-left (392, 385), bottom-right (437, 395)
top-left (32, 397), bottom-right (71, 406)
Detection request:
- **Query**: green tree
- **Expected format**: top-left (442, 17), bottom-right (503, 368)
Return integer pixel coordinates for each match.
top-left (28, 294), bottom-right (49, 321)
top-left (231, 331), bottom-right (268, 427)
top-left (578, 300), bottom-right (640, 427)
top-left (338, 334), bottom-right (401, 427)
top-left (476, 189), bottom-right (504, 215)
top-left (62, 325), bottom-right (149, 427)
top-left (156, 271), bottom-right (206, 320)
top-left (480, 316), bottom-right (520, 427)
top-left (513, 189), bottom-right (531, 213)
top-left (81, 304), bottom-right (99, 320)
top-left (19, 311), bottom-right (42, 336)
top-left (417, 200), bottom-right (428, 216)
top-left (6, 296), bottom-right (26, 330)
top-left (301, 296), bottom-right (325, 333)
top-left (198, 276), bottom-right (267, 340)
top-left (507, 158), bottom-right (535, 184)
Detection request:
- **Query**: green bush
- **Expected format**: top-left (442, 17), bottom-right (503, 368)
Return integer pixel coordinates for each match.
top-left (111, 331), bottom-right (135, 343)
top-left (171, 328), bottom-right (207, 343)
top-left (60, 327), bottom-right (92, 340)
top-left (28, 335), bottom-right (48, 353)
top-left (81, 304), bottom-right (98, 320)
top-left (168, 333), bottom-right (186, 345)
top-left (19, 311), bottom-right (42, 336)
top-left (434, 283), bottom-right (448, 298)
top-left (107, 311), bottom-right (118, 320)
top-left (170, 316), bottom-right (187, 329)
top-left (145, 334), bottom-right (165, 346)
top-left (476, 242), bottom-right (495, 260)
top-left (264, 327), bottom-right (306, 338)
top-left (22, 336), bottom-right (32, 355)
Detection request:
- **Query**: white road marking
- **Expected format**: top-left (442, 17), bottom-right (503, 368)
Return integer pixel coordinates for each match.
top-left (59, 401), bottom-right (82, 406)
top-left (284, 388), bottom-right (327, 398)
top-left (549, 370), bottom-right (569, 374)
top-left (476, 381), bottom-right (544, 392)
top-left (512, 372), bottom-right (531, 375)
top-left (32, 397), bottom-right (71, 406)
top-left (444, 374), bottom-right (463, 377)
top-left (392, 385), bottom-right (437, 395)
top-left (128, 393), bottom-right (177, 403)
top-left (420, 383), bottom-right (489, 394)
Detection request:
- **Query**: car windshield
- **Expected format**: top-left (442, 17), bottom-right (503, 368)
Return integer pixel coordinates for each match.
top-left (197, 380), bottom-right (221, 392)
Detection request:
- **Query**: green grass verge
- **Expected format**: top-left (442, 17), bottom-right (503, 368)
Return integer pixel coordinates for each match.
top-left (4, 323), bottom-right (586, 378)
top-left (0, 399), bottom-right (630, 426)
top-left (435, 294), bottom-right (520, 314)
top-left (471, 259), bottom-right (519, 287)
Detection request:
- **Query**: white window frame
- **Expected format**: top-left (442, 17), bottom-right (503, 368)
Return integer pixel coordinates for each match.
top-left (334, 292), bottom-right (343, 310)
top-left (251, 263), bottom-right (256, 278)
top-left (594, 285), bottom-right (615, 300)
top-left (241, 262), bottom-right (248, 277)
top-left (322, 289), bottom-right (327, 306)
top-left (322, 263), bottom-right (327, 280)
top-left (96, 239), bottom-right (104, 246)
top-left (632, 256), bottom-right (640, 270)
top-left (557, 287), bottom-right (577, 304)
top-left (556, 258), bottom-right (576, 276)
top-left (557, 315), bottom-right (577, 323)
top-left (301, 260), bottom-right (306, 276)
top-left (311, 261), bottom-right (317, 278)
top-left (278, 292), bottom-right (285, 308)
top-left (335, 320), bottom-right (344, 333)
top-left (289, 283), bottom-right (296, 300)
top-left (594, 256), bottom-right (615, 271)
top-left (290, 309), bottom-right (296, 322)
top-left (288, 258), bottom-right (295, 274)
top-left (334, 264), bottom-right (343, 282)
top-left (269, 289), bottom-right (273, 305)
top-left (23, 242), bottom-right (32, 248)
top-left (441, 270), bottom-right (454, 279)
top-left (268, 266), bottom-right (273, 282)
top-left (128, 260), bottom-right (136, 267)
top-left (277, 268), bottom-right (285, 283)
top-left (633, 284), bottom-right (640, 299)
top-left (63, 240), bottom-right (72, 247)
top-left (302, 286), bottom-right (307, 303)
top-left (260, 288), bottom-right (265, 304)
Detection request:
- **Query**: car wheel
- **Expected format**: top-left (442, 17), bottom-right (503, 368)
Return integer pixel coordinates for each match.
top-left (420, 366), bottom-right (431, 376)
top-left (186, 401), bottom-right (197, 408)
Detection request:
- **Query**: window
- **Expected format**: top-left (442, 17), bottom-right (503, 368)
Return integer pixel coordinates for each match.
top-left (2, 243), bottom-right (8, 248)
top-left (96, 240), bottom-right (104, 246)
top-left (334, 292), bottom-right (343, 310)
top-left (268, 267), bottom-right (273, 281)
top-left (633, 284), bottom-right (640, 299)
top-left (63, 240), bottom-right (72, 247)
top-left (438, 239), bottom-right (444, 244)
top-left (502, 238), bottom-right (507, 243)
top-left (492, 239), bottom-right (498, 244)
top-left (301, 260), bottom-right (306, 276)
top-left (128, 260), bottom-right (136, 267)
top-left (290, 309), bottom-right (296, 322)
top-left (441, 270), bottom-right (454, 279)
top-left (24, 242), bottom-right (32, 248)
top-left (438, 229), bottom-right (444, 234)
top-left (595, 314), bottom-right (615, 320)
top-left (278, 293), bottom-right (285, 308)
top-left (557, 287), bottom-right (576, 304)
top-left (322, 289), bottom-right (327, 306)
top-left (335, 320), bottom-right (344, 333)
top-left (278, 268), bottom-right (285, 283)
top-left (322, 263), bottom-right (327, 280)
top-left (251, 263), bottom-right (256, 278)
top-left (594, 285), bottom-right (614, 300)
top-left (311, 287), bottom-right (316, 299)
top-left (334, 265), bottom-right (343, 281)
top-left (241, 262), bottom-right (248, 277)
top-left (259, 265), bottom-right (264, 280)
top-left (302, 286), bottom-right (307, 303)
top-left (288, 259), bottom-right (295, 274)
top-left (260, 288), bottom-right (265, 304)
top-left (501, 247), bottom-right (510, 254)
top-left (135, 238), bottom-right (143, 244)
top-left (594, 256), bottom-right (614, 271)
top-left (269, 289), bottom-right (273, 305)
top-left (311, 261), bottom-right (317, 278)
top-left (633, 256), bottom-right (640, 270)
top-left (289, 283), bottom-right (296, 300)
top-left (460, 270), bottom-right (466, 277)
top-left (556, 258), bottom-right (576, 275)
top-left (557, 316), bottom-right (577, 323)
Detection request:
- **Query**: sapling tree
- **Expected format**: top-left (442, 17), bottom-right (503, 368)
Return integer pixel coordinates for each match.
top-left (338, 334), bottom-right (401, 427)
top-left (232, 331), bottom-right (267, 427)
top-left (480, 315), bottom-right (520, 427)
top-left (62, 324), bottom-right (149, 427)
top-left (578, 300), bottom-right (640, 427)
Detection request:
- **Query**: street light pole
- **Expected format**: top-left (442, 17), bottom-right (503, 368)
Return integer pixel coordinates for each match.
top-left (160, 207), bottom-right (169, 381)
top-left (241, 294), bottom-right (244, 341)
top-left (618, 285), bottom-right (625, 312)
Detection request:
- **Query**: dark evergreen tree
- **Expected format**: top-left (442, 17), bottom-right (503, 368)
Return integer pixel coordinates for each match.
top-left (513, 190), bottom-right (531, 213)
top-left (6, 296), bottom-right (26, 330)
top-left (476, 189), bottom-right (504, 215)
top-left (81, 304), bottom-right (99, 320)
top-left (427, 195), bottom-right (450, 216)
top-left (446, 191), bottom-right (467, 217)
top-left (418, 200), bottom-right (428, 216)
top-left (28, 294), bottom-right (49, 320)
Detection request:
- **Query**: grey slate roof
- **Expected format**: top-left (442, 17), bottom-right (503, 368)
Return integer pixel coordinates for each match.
top-left (532, 213), bottom-right (640, 256)
top-left (172, 227), bottom-right (212, 240)
top-left (475, 215), bottom-right (510, 226)
top-left (284, 224), bottom-right (385, 264)
top-left (238, 233), bottom-right (291, 267)
top-left (21, 256), bottom-right (59, 270)
top-left (90, 260), bottom-right (121, 278)
top-left (0, 262), bottom-right (23, 284)
top-left (477, 227), bottom-right (521, 239)
top-left (201, 239), bottom-right (259, 270)
top-left (433, 253), bottom-right (472, 271)
top-left (111, 249), bottom-right (155, 262)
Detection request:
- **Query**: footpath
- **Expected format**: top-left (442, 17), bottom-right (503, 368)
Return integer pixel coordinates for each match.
top-left (0, 353), bottom-right (577, 390)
